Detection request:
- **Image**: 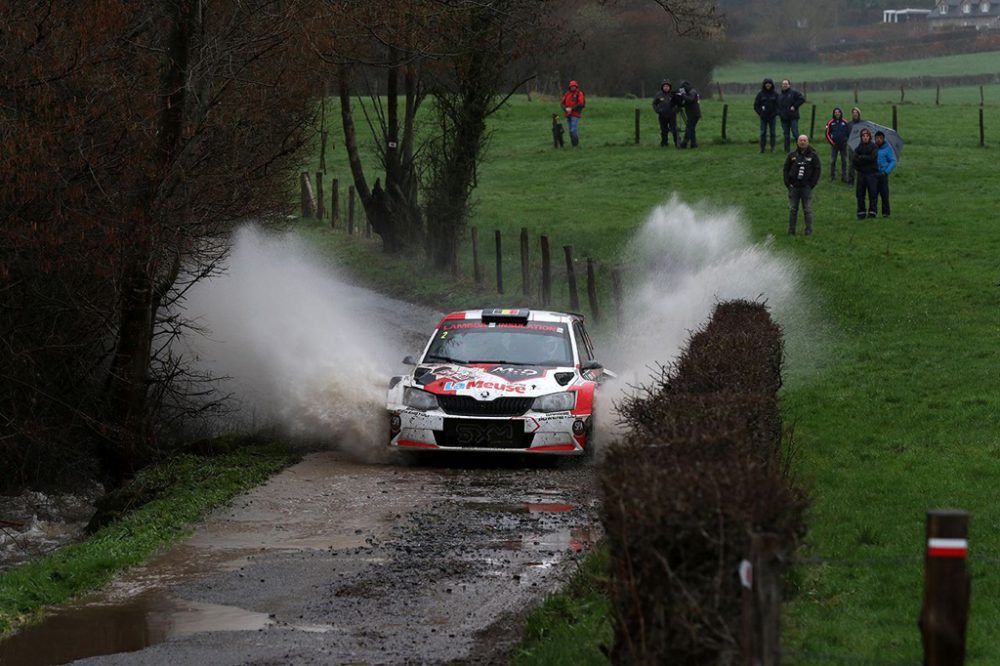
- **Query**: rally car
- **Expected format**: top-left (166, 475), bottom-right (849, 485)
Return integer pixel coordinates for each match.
top-left (386, 308), bottom-right (613, 455)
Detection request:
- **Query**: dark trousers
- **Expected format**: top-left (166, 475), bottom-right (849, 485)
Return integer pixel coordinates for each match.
top-left (658, 113), bottom-right (679, 146)
top-left (877, 174), bottom-right (891, 216)
top-left (759, 115), bottom-right (776, 151)
top-left (830, 144), bottom-right (847, 180)
top-left (781, 117), bottom-right (799, 152)
top-left (681, 115), bottom-right (699, 148)
top-left (856, 172), bottom-right (879, 218)
top-left (788, 185), bottom-right (813, 234)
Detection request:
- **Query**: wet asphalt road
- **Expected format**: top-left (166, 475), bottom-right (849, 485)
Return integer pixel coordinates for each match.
top-left (2, 451), bottom-right (599, 665)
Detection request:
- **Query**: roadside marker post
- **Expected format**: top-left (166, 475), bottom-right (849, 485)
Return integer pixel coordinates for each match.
top-left (920, 509), bottom-right (970, 666)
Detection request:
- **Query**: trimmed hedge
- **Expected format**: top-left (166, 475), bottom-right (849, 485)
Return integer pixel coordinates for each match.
top-left (601, 300), bottom-right (808, 665)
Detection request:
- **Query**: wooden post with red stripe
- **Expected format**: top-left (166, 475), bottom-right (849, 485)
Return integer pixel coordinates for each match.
top-left (920, 509), bottom-right (970, 666)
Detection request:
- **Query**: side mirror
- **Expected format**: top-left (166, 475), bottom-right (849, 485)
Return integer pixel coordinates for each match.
top-left (580, 360), bottom-right (603, 371)
top-left (402, 355), bottom-right (418, 366)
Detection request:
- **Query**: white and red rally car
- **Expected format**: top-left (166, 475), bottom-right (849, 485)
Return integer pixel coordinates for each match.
top-left (386, 308), bottom-right (613, 455)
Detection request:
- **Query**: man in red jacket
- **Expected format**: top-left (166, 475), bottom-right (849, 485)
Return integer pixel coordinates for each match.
top-left (561, 80), bottom-right (586, 147)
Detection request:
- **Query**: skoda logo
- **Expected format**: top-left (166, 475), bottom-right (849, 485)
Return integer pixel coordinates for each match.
top-left (480, 391), bottom-right (490, 399)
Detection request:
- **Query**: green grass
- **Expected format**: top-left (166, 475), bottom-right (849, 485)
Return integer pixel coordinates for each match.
top-left (714, 50), bottom-right (1000, 84)
top-left (304, 90), bottom-right (1000, 663)
top-left (0, 440), bottom-right (298, 635)
top-left (510, 544), bottom-right (612, 666)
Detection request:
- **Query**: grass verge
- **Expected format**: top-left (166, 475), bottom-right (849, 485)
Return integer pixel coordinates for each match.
top-left (510, 543), bottom-right (612, 666)
top-left (0, 439), bottom-right (298, 636)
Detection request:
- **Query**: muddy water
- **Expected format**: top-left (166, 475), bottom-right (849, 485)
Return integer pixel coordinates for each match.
top-left (0, 451), bottom-right (598, 665)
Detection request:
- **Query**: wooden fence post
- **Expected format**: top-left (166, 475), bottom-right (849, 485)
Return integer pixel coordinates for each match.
top-left (722, 103), bottom-right (729, 142)
top-left (741, 532), bottom-right (782, 666)
top-left (980, 85), bottom-right (984, 107)
top-left (717, 81), bottom-right (724, 102)
top-left (495, 230), bottom-right (504, 294)
top-left (900, 84), bottom-right (905, 104)
top-left (563, 245), bottom-right (580, 311)
top-left (936, 84), bottom-right (940, 106)
top-left (809, 104), bottom-right (816, 139)
top-left (611, 268), bottom-right (624, 332)
top-left (586, 258), bottom-right (600, 324)
top-left (853, 81), bottom-right (859, 104)
top-left (347, 185), bottom-right (355, 235)
top-left (520, 227), bottom-right (530, 297)
top-left (471, 226), bottom-right (482, 286)
top-left (920, 509), bottom-right (970, 666)
top-left (300, 171), bottom-right (316, 218)
top-left (634, 107), bottom-right (641, 145)
top-left (540, 235), bottom-right (552, 306)
top-left (315, 173), bottom-right (325, 220)
top-left (892, 105), bottom-right (898, 133)
top-left (980, 108), bottom-right (985, 147)
top-left (330, 178), bottom-right (339, 229)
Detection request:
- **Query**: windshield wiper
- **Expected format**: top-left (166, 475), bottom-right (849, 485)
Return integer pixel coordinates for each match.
top-left (423, 354), bottom-right (464, 364)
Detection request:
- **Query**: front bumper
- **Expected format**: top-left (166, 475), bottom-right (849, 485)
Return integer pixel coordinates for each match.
top-left (387, 409), bottom-right (590, 455)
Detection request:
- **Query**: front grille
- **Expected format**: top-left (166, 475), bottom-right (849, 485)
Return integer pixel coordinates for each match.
top-left (436, 395), bottom-right (534, 417)
top-left (434, 419), bottom-right (534, 449)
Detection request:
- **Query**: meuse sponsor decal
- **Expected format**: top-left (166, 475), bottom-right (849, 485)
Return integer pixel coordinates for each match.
top-left (443, 380), bottom-right (527, 394)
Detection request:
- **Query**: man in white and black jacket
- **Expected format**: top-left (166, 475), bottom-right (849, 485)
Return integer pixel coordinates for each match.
top-left (783, 134), bottom-right (821, 235)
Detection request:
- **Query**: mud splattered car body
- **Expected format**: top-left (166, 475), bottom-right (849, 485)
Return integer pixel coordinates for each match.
top-left (387, 309), bottom-right (612, 455)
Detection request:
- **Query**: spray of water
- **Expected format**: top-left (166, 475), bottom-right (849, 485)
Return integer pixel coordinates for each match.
top-left (175, 226), bottom-right (439, 460)
top-left (598, 195), bottom-right (819, 434)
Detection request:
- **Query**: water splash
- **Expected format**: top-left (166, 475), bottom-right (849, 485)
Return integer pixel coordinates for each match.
top-left (175, 226), bottom-right (438, 460)
top-left (598, 195), bottom-right (818, 428)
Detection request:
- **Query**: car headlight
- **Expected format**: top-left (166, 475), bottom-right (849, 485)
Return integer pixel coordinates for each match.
top-left (531, 391), bottom-right (576, 413)
top-left (403, 387), bottom-right (438, 411)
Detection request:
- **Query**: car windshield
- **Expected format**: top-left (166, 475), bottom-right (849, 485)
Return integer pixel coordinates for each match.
top-left (424, 321), bottom-right (574, 367)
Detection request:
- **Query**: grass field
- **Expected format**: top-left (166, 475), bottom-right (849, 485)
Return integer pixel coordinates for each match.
top-left (715, 50), bottom-right (1000, 84)
top-left (303, 88), bottom-right (1000, 663)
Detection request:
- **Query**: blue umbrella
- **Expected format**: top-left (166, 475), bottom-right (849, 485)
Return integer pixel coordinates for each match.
top-left (848, 120), bottom-right (903, 158)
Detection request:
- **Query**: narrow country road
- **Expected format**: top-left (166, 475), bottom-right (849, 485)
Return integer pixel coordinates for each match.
top-left (2, 451), bottom-right (599, 666)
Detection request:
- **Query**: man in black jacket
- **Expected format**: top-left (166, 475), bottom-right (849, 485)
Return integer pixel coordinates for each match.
top-left (677, 80), bottom-right (700, 149)
top-left (777, 79), bottom-right (806, 153)
top-left (754, 78), bottom-right (778, 153)
top-left (852, 127), bottom-right (879, 219)
top-left (652, 80), bottom-right (680, 147)
top-left (783, 134), bottom-right (821, 235)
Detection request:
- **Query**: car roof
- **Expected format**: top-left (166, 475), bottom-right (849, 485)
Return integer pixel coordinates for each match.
top-left (436, 308), bottom-right (583, 328)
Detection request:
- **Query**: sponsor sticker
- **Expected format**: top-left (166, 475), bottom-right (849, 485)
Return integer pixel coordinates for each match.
top-left (444, 380), bottom-right (527, 395)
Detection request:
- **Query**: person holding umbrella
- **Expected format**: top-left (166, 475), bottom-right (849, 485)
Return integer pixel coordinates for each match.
top-left (875, 130), bottom-right (897, 218)
top-left (852, 127), bottom-right (879, 219)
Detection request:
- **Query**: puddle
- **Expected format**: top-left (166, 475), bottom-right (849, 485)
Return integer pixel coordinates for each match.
top-left (0, 591), bottom-right (272, 666)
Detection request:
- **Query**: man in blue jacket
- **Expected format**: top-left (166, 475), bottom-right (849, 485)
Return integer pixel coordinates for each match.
top-left (825, 107), bottom-right (850, 182)
top-left (875, 131), bottom-right (897, 218)
top-left (754, 78), bottom-right (778, 153)
top-left (777, 79), bottom-right (806, 153)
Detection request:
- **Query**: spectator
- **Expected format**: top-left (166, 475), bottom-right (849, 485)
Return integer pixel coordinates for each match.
top-left (677, 80), bottom-right (701, 149)
top-left (782, 134), bottom-right (821, 236)
top-left (754, 78), bottom-right (779, 153)
top-left (846, 106), bottom-right (863, 184)
top-left (561, 80), bottom-right (586, 147)
top-left (551, 113), bottom-right (565, 148)
top-left (852, 127), bottom-right (879, 219)
top-left (874, 130), bottom-right (897, 218)
top-left (652, 80), bottom-right (680, 147)
top-left (777, 79), bottom-right (806, 153)
top-left (825, 107), bottom-right (850, 182)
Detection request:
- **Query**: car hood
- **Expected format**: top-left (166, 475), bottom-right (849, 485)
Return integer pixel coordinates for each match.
top-left (410, 363), bottom-right (576, 399)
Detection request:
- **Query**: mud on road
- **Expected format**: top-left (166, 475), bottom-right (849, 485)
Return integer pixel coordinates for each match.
top-left (1, 451), bottom-right (599, 666)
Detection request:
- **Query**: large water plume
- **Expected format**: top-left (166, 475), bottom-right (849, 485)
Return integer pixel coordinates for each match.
top-left (600, 195), bottom-right (816, 428)
top-left (174, 226), bottom-right (439, 459)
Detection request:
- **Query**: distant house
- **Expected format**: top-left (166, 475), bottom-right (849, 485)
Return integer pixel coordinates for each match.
top-left (882, 8), bottom-right (932, 23)
top-left (929, 0), bottom-right (1000, 29)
